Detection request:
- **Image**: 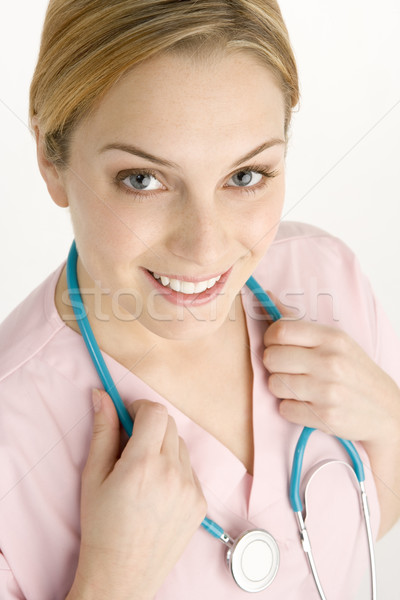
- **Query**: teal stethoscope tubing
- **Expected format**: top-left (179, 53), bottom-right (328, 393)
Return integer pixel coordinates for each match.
top-left (66, 241), bottom-right (376, 596)
top-left (244, 277), bottom-right (366, 510)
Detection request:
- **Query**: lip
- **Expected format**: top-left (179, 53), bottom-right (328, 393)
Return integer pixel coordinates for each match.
top-left (142, 266), bottom-right (233, 306)
top-left (146, 270), bottom-right (226, 283)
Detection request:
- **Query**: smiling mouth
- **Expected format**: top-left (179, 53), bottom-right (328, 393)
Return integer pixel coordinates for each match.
top-left (148, 271), bottom-right (222, 294)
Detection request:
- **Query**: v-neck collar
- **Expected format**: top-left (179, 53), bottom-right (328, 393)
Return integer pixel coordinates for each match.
top-left (50, 266), bottom-right (288, 517)
top-left (241, 286), bottom-right (288, 519)
top-left (101, 290), bottom-right (257, 506)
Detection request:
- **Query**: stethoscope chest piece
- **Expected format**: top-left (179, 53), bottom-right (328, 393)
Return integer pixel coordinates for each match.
top-left (226, 529), bottom-right (280, 593)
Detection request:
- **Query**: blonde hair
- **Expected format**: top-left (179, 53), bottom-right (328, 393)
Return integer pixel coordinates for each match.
top-left (30, 0), bottom-right (299, 167)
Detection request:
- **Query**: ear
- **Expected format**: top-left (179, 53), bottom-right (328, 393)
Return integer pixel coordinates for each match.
top-left (31, 117), bottom-right (69, 208)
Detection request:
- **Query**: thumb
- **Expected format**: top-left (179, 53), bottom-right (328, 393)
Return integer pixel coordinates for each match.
top-left (82, 389), bottom-right (121, 488)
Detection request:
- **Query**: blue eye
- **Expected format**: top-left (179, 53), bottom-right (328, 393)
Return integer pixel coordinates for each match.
top-left (121, 172), bottom-right (163, 191)
top-left (115, 164), bottom-right (278, 199)
top-left (228, 170), bottom-right (263, 188)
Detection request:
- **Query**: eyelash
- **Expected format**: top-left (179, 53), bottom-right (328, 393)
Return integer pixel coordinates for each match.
top-left (115, 163), bottom-right (279, 200)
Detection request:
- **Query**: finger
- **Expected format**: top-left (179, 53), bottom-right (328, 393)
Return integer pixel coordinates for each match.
top-left (124, 401), bottom-right (169, 459)
top-left (125, 398), bottom-right (161, 420)
top-left (269, 372), bottom-right (349, 408)
top-left (264, 318), bottom-right (337, 349)
top-left (279, 398), bottom-right (335, 435)
top-left (268, 372), bottom-right (312, 401)
top-left (178, 436), bottom-right (193, 472)
top-left (160, 415), bottom-right (180, 458)
top-left (179, 440), bottom-right (206, 499)
top-left (83, 389), bottom-right (121, 489)
top-left (264, 345), bottom-right (315, 374)
top-left (191, 467), bottom-right (206, 497)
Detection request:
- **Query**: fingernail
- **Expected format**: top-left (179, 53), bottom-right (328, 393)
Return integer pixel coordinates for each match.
top-left (92, 389), bottom-right (102, 413)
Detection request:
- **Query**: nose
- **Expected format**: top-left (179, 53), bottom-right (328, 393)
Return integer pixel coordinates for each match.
top-left (165, 193), bottom-right (230, 267)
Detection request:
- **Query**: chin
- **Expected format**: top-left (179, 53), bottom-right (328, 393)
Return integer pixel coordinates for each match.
top-left (138, 304), bottom-right (232, 341)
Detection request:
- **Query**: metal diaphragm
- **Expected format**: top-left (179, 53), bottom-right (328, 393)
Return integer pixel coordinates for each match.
top-left (226, 529), bottom-right (280, 593)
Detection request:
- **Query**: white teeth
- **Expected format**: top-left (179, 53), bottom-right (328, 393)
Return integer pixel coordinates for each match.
top-left (169, 279), bottom-right (181, 292)
top-left (181, 281), bottom-right (195, 294)
top-left (194, 281), bottom-right (209, 294)
top-left (151, 272), bottom-right (222, 294)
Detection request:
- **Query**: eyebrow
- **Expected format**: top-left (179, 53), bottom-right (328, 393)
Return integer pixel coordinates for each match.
top-left (99, 138), bottom-right (286, 170)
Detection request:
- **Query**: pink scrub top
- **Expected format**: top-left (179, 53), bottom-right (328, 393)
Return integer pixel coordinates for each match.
top-left (0, 222), bottom-right (398, 600)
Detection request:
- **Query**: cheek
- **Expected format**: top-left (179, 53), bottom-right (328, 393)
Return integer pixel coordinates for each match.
top-left (66, 165), bottom-right (151, 258)
top-left (64, 151), bottom-right (127, 239)
top-left (63, 172), bottom-right (147, 291)
top-left (238, 179), bottom-right (285, 255)
top-left (65, 165), bottom-right (108, 233)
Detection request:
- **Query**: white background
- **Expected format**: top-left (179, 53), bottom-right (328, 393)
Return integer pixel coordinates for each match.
top-left (0, 1), bottom-right (399, 597)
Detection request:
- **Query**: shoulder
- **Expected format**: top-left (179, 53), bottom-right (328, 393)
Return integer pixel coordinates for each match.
top-left (250, 220), bottom-right (379, 356)
top-left (271, 220), bottom-right (355, 258)
top-left (257, 220), bottom-right (362, 278)
top-left (273, 220), bottom-right (330, 241)
top-left (0, 264), bottom-right (65, 384)
top-left (254, 220), bottom-right (366, 300)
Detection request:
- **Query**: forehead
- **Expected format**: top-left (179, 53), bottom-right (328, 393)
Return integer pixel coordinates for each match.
top-left (75, 51), bottom-right (286, 164)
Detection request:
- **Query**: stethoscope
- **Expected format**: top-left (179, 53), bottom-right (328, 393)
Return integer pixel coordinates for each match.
top-left (66, 240), bottom-right (377, 597)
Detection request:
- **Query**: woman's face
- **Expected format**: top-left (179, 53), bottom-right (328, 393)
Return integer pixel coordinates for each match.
top-left (59, 50), bottom-right (286, 340)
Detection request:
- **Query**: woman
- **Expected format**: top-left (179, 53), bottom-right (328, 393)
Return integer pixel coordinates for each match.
top-left (0, 1), bottom-right (399, 598)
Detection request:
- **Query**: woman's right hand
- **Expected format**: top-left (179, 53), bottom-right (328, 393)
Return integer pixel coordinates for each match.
top-left (67, 389), bottom-right (207, 600)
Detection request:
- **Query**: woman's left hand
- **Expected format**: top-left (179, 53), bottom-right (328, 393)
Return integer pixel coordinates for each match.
top-left (263, 298), bottom-right (400, 537)
top-left (263, 313), bottom-right (400, 445)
